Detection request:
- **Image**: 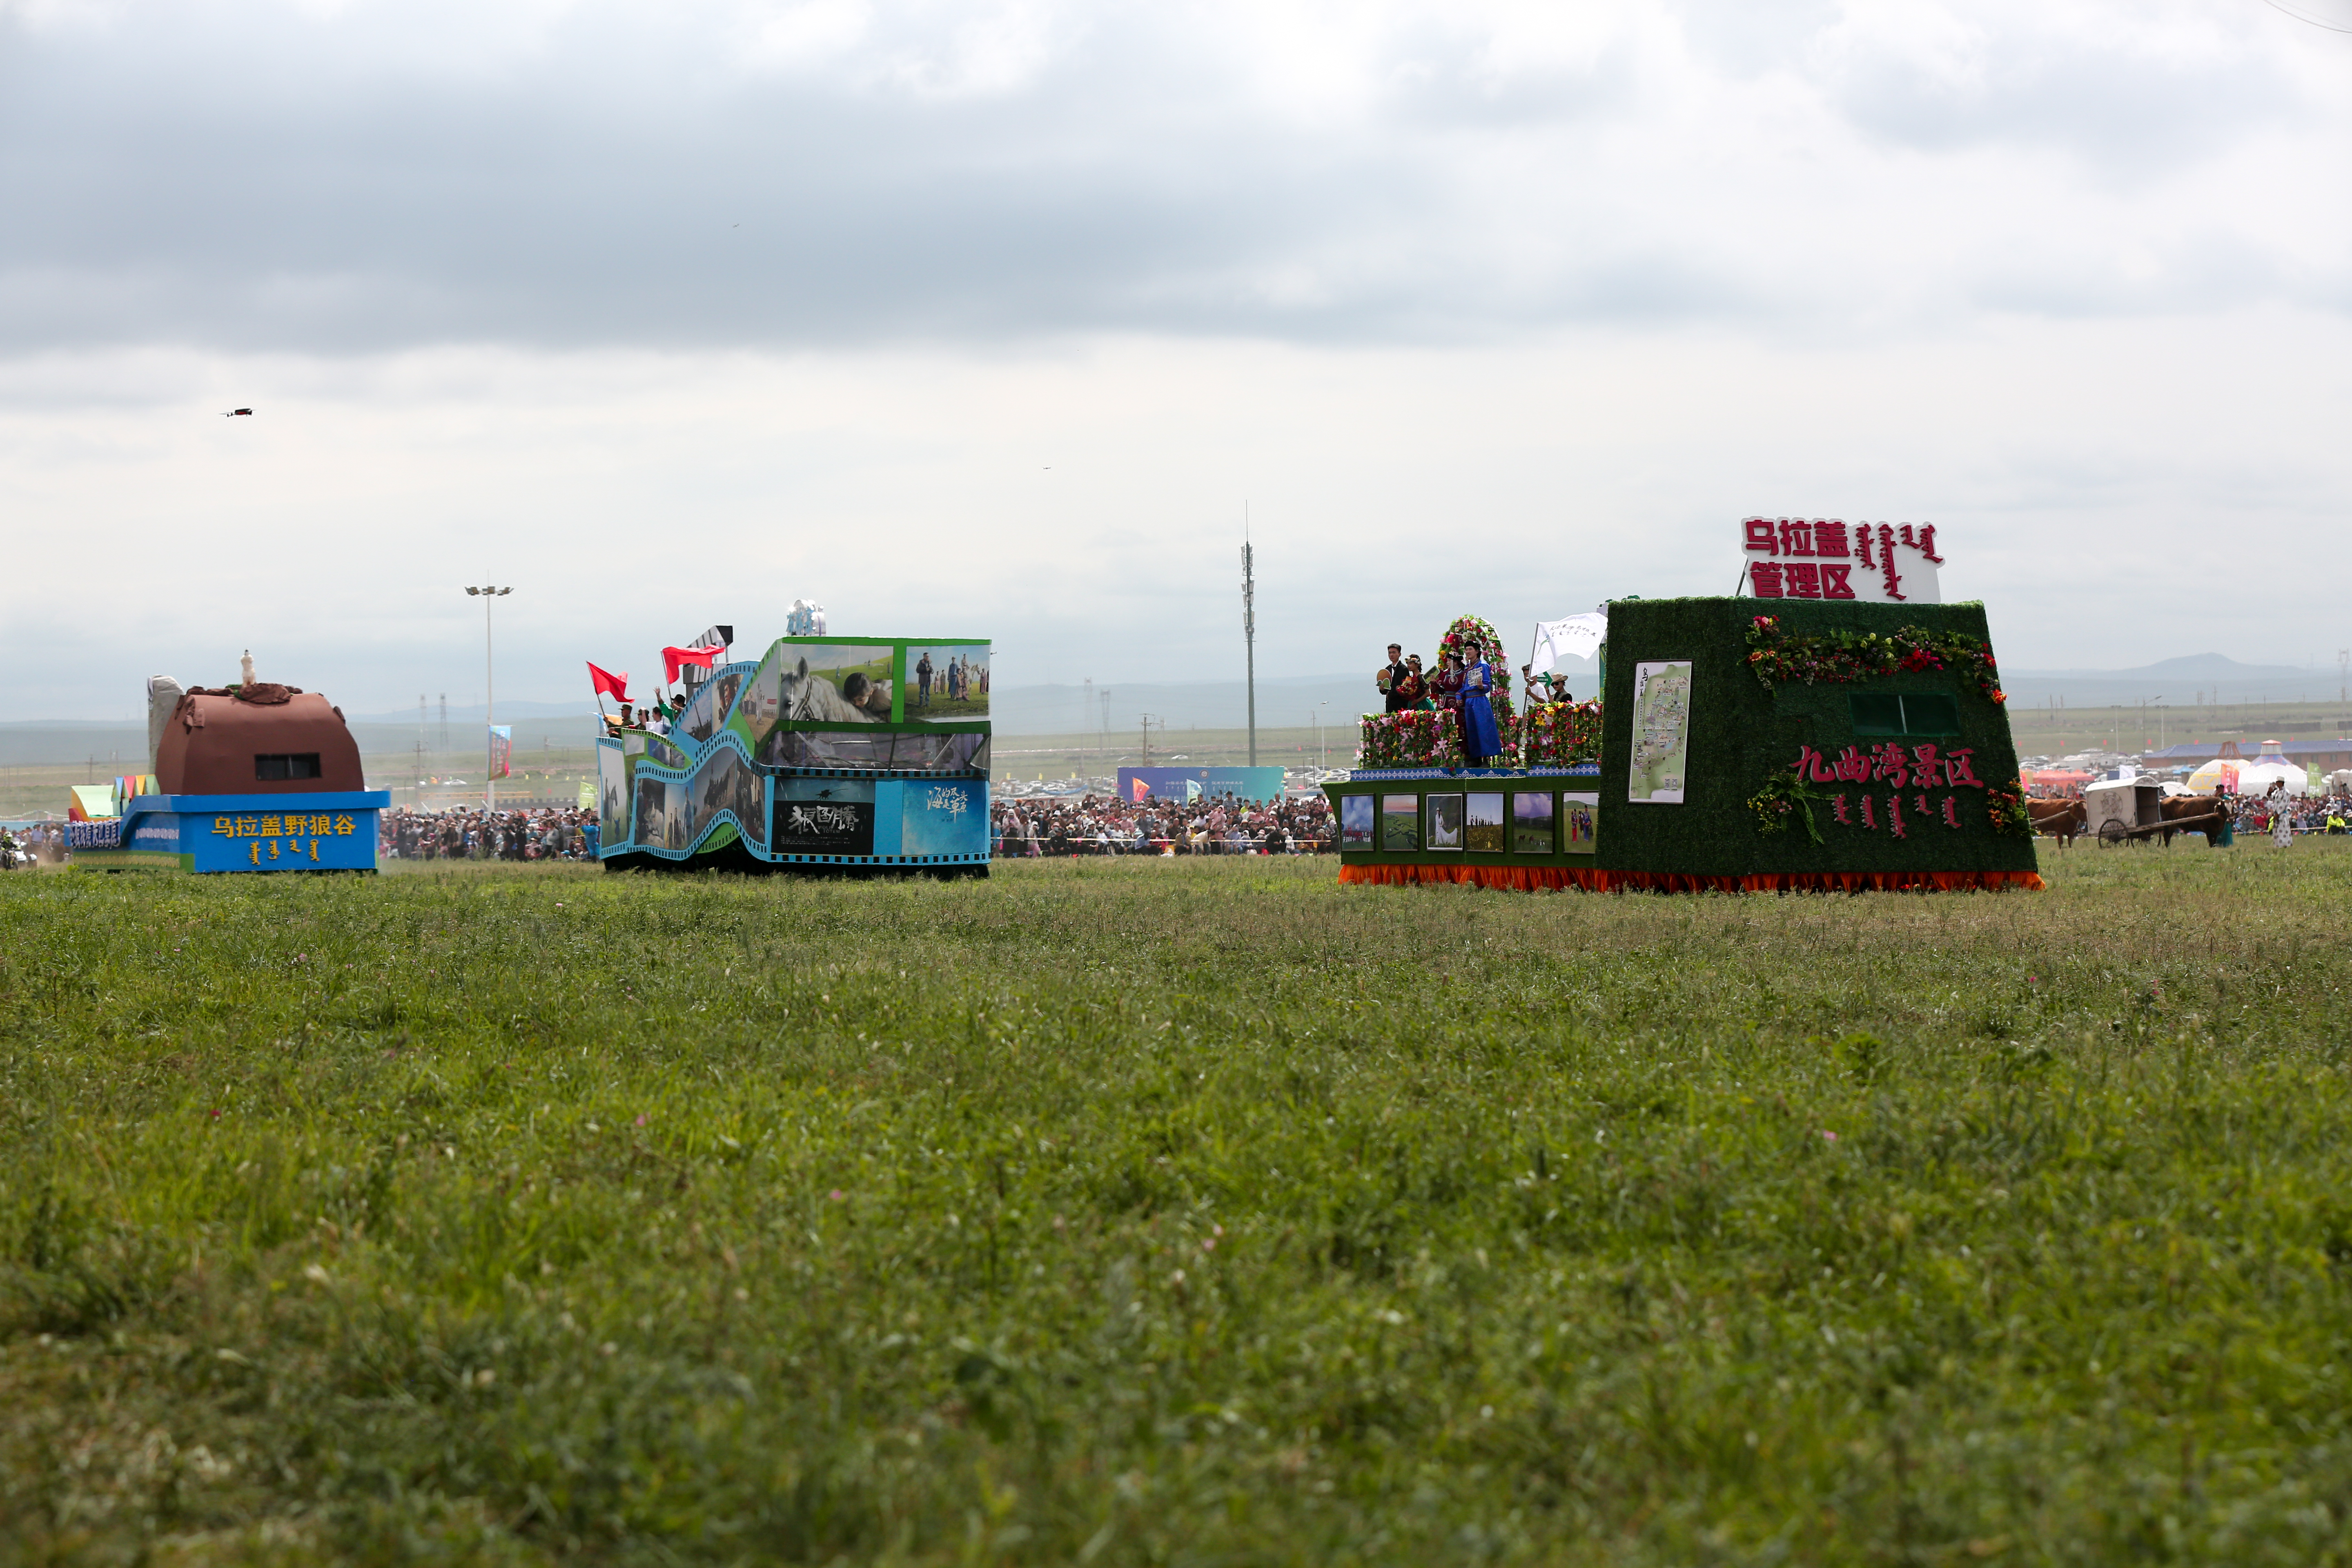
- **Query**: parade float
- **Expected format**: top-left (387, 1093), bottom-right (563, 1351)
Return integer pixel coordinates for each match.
top-left (1327, 519), bottom-right (2042, 893)
top-left (594, 629), bottom-right (991, 874)
top-left (74, 663), bottom-right (389, 873)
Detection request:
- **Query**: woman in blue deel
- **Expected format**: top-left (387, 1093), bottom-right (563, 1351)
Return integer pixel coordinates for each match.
top-left (1459, 637), bottom-right (1502, 766)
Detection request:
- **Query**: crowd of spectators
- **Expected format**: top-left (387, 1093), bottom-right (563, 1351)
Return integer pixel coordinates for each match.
top-left (379, 806), bottom-right (599, 862)
top-left (2242, 791), bottom-right (2350, 837)
top-left (992, 792), bottom-right (1334, 857)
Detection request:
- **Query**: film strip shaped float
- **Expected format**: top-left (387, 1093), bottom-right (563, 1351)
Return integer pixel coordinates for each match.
top-left (597, 634), bottom-right (992, 875)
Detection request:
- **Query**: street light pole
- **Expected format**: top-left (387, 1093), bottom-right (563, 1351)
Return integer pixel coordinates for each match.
top-left (466, 586), bottom-right (512, 809)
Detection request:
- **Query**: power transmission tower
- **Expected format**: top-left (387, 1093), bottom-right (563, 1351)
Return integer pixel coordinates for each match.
top-left (1241, 530), bottom-right (1258, 768)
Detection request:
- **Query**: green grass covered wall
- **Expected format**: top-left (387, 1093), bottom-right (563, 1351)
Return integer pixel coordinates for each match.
top-left (1593, 597), bottom-right (2038, 879)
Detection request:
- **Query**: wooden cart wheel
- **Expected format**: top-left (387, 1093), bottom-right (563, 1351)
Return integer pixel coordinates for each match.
top-left (2098, 818), bottom-right (2129, 846)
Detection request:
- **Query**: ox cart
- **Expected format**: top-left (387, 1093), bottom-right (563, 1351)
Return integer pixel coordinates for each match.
top-left (2083, 779), bottom-right (2229, 846)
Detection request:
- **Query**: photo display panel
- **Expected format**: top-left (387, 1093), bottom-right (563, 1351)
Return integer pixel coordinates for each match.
top-left (1562, 793), bottom-right (1599, 853)
top-left (902, 778), bottom-right (985, 855)
top-left (1381, 794), bottom-right (1421, 852)
top-left (1465, 793), bottom-right (1506, 853)
top-left (1510, 791), bottom-right (1554, 853)
top-left (902, 644), bottom-right (989, 722)
top-left (1425, 793), bottom-right (1465, 851)
top-left (597, 741), bottom-right (628, 846)
top-left (772, 778), bottom-right (875, 856)
top-left (741, 640), bottom-right (897, 748)
top-left (887, 731), bottom-right (990, 772)
top-left (1339, 795), bottom-right (1375, 849)
top-left (633, 777), bottom-right (668, 850)
top-left (688, 743), bottom-right (765, 847)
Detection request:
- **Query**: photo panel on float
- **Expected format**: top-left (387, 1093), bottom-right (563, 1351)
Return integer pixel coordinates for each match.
top-left (1380, 793), bottom-right (1421, 852)
top-left (888, 731), bottom-right (990, 772)
top-left (755, 728), bottom-right (988, 772)
top-left (1510, 790), bottom-right (1554, 854)
top-left (741, 641), bottom-right (897, 745)
top-left (1425, 793), bottom-right (1465, 852)
top-left (758, 728), bottom-right (899, 770)
top-left (1340, 794), bottom-right (1375, 849)
top-left (1465, 792), bottom-right (1506, 853)
top-left (772, 777), bottom-right (875, 857)
top-left (633, 777), bottom-right (668, 850)
top-left (902, 779), bottom-right (986, 856)
top-left (597, 743), bottom-right (628, 846)
top-left (680, 669), bottom-right (744, 745)
top-left (1562, 792), bottom-right (1599, 854)
top-left (903, 644), bottom-right (989, 722)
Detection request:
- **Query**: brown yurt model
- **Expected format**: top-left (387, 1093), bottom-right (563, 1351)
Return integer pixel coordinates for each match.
top-left (154, 685), bottom-right (367, 796)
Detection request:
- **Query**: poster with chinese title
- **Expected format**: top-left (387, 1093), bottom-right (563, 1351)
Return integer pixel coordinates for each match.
top-left (1626, 662), bottom-right (1693, 804)
top-left (488, 725), bottom-right (512, 779)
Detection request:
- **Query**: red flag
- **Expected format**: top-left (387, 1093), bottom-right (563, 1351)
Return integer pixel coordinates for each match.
top-left (662, 644), bottom-right (723, 684)
top-left (1131, 777), bottom-right (1151, 802)
top-left (586, 662), bottom-right (630, 703)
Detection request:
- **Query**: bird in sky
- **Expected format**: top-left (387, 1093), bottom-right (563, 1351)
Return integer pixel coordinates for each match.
top-left (222, 408), bottom-right (252, 417)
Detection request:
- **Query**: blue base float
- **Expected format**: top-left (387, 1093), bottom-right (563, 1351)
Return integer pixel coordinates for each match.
top-left (74, 792), bottom-right (388, 873)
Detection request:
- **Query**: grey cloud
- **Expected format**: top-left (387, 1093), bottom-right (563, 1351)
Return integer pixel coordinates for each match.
top-left (1826, 35), bottom-right (2300, 178)
top-left (0, 1), bottom-right (2337, 356)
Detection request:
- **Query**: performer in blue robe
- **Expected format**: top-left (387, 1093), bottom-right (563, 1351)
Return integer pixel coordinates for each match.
top-left (1459, 650), bottom-right (1502, 765)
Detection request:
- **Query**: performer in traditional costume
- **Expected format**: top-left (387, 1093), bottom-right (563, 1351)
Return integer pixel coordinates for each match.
top-left (1459, 643), bottom-right (1502, 766)
top-left (1396, 655), bottom-right (1428, 709)
top-left (1430, 652), bottom-right (1466, 713)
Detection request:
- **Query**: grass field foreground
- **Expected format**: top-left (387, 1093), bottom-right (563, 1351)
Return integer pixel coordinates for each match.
top-left (4, 846), bottom-right (2352, 1564)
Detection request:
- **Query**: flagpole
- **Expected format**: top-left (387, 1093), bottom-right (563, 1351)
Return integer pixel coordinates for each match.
top-left (466, 586), bottom-right (512, 810)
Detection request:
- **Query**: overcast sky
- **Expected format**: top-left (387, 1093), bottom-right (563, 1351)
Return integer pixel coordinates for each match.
top-left (4, 0), bottom-right (2349, 719)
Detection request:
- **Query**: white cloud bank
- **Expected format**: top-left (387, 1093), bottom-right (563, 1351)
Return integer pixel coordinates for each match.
top-left (1, 0), bottom-right (2347, 715)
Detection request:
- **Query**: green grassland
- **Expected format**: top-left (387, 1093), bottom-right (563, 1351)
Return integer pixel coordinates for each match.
top-left (5, 845), bottom-right (2352, 1565)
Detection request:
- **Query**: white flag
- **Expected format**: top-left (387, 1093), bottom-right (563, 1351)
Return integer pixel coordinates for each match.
top-left (1529, 613), bottom-right (1606, 670)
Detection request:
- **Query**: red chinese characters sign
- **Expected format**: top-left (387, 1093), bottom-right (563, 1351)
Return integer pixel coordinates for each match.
top-left (1742, 517), bottom-right (1944, 605)
top-left (1793, 740), bottom-right (1985, 840)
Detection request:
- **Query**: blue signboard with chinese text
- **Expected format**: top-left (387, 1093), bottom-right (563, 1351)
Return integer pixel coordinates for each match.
top-left (77, 792), bottom-right (387, 873)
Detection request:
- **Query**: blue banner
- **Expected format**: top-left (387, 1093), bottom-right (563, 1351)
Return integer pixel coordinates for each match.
top-left (1117, 766), bottom-right (1286, 804)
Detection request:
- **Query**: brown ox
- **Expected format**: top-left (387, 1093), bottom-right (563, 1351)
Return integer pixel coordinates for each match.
top-left (2028, 798), bottom-right (2087, 847)
top-left (2157, 793), bottom-right (2232, 847)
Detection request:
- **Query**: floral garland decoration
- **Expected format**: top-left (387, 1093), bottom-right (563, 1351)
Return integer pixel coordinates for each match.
top-left (1522, 700), bottom-right (1604, 767)
top-left (1745, 765), bottom-right (1837, 845)
top-left (1743, 616), bottom-right (2005, 705)
top-left (1342, 613), bottom-right (1523, 770)
top-left (1356, 710), bottom-right (1466, 770)
top-left (1437, 613), bottom-right (1504, 663)
top-left (1984, 782), bottom-right (2033, 838)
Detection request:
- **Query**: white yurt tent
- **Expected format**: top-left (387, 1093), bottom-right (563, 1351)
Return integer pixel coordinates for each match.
top-left (2186, 739), bottom-right (2310, 797)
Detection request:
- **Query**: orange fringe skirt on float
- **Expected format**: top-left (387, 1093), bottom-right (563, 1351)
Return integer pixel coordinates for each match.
top-left (1336, 864), bottom-right (2045, 894)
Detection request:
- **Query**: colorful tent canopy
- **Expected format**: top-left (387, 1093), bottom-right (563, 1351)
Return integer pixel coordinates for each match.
top-left (68, 784), bottom-right (117, 821)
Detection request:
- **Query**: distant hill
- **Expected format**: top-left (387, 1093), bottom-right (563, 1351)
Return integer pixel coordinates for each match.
top-left (4, 654), bottom-right (2331, 768)
top-left (2000, 654), bottom-right (2339, 708)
